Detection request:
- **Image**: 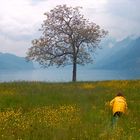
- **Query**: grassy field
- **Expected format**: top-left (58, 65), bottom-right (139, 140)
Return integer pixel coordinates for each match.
top-left (0, 80), bottom-right (139, 140)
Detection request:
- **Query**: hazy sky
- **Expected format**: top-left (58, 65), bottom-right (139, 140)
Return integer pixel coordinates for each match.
top-left (0, 0), bottom-right (140, 56)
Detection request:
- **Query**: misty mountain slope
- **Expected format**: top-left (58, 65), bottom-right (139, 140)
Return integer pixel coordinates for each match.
top-left (94, 37), bottom-right (140, 70)
top-left (0, 53), bottom-right (34, 70)
top-left (93, 37), bottom-right (116, 62)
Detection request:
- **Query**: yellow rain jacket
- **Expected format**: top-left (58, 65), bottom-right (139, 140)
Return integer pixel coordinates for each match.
top-left (110, 96), bottom-right (127, 115)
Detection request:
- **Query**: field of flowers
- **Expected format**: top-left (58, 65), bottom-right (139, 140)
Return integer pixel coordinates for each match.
top-left (0, 80), bottom-right (139, 140)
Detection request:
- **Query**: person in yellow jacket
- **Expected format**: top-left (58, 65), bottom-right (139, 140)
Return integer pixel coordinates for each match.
top-left (110, 92), bottom-right (127, 126)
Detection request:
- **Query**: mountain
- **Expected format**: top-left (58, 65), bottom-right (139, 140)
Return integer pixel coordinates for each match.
top-left (0, 53), bottom-right (34, 70)
top-left (93, 36), bottom-right (116, 62)
top-left (94, 37), bottom-right (140, 70)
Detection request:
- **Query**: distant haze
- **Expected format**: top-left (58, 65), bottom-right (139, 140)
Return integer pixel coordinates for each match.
top-left (0, 0), bottom-right (140, 56)
top-left (0, 36), bottom-right (140, 81)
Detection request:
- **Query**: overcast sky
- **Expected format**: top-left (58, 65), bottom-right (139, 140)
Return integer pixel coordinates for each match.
top-left (0, 0), bottom-right (140, 56)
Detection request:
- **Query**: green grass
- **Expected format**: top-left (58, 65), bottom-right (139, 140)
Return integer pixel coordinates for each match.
top-left (0, 80), bottom-right (139, 140)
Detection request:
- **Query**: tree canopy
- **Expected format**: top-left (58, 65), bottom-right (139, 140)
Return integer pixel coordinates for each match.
top-left (27, 5), bottom-right (108, 81)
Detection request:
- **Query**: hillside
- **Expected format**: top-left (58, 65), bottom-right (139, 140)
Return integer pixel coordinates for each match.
top-left (94, 37), bottom-right (140, 70)
top-left (0, 81), bottom-right (139, 139)
top-left (0, 53), bottom-right (34, 70)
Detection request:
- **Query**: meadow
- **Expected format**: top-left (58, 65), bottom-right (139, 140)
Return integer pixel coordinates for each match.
top-left (0, 80), bottom-right (139, 140)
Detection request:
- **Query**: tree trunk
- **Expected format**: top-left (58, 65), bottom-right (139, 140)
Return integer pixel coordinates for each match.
top-left (72, 57), bottom-right (77, 82)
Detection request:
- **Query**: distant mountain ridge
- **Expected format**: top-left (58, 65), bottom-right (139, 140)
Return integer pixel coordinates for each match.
top-left (94, 37), bottom-right (140, 70)
top-left (0, 53), bottom-right (34, 70)
top-left (0, 36), bottom-right (139, 71)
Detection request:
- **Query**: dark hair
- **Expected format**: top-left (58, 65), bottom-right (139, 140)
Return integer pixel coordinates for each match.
top-left (116, 92), bottom-right (124, 97)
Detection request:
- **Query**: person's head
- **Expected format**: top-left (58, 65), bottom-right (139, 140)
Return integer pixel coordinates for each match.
top-left (116, 92), bottom-right (124, 97)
